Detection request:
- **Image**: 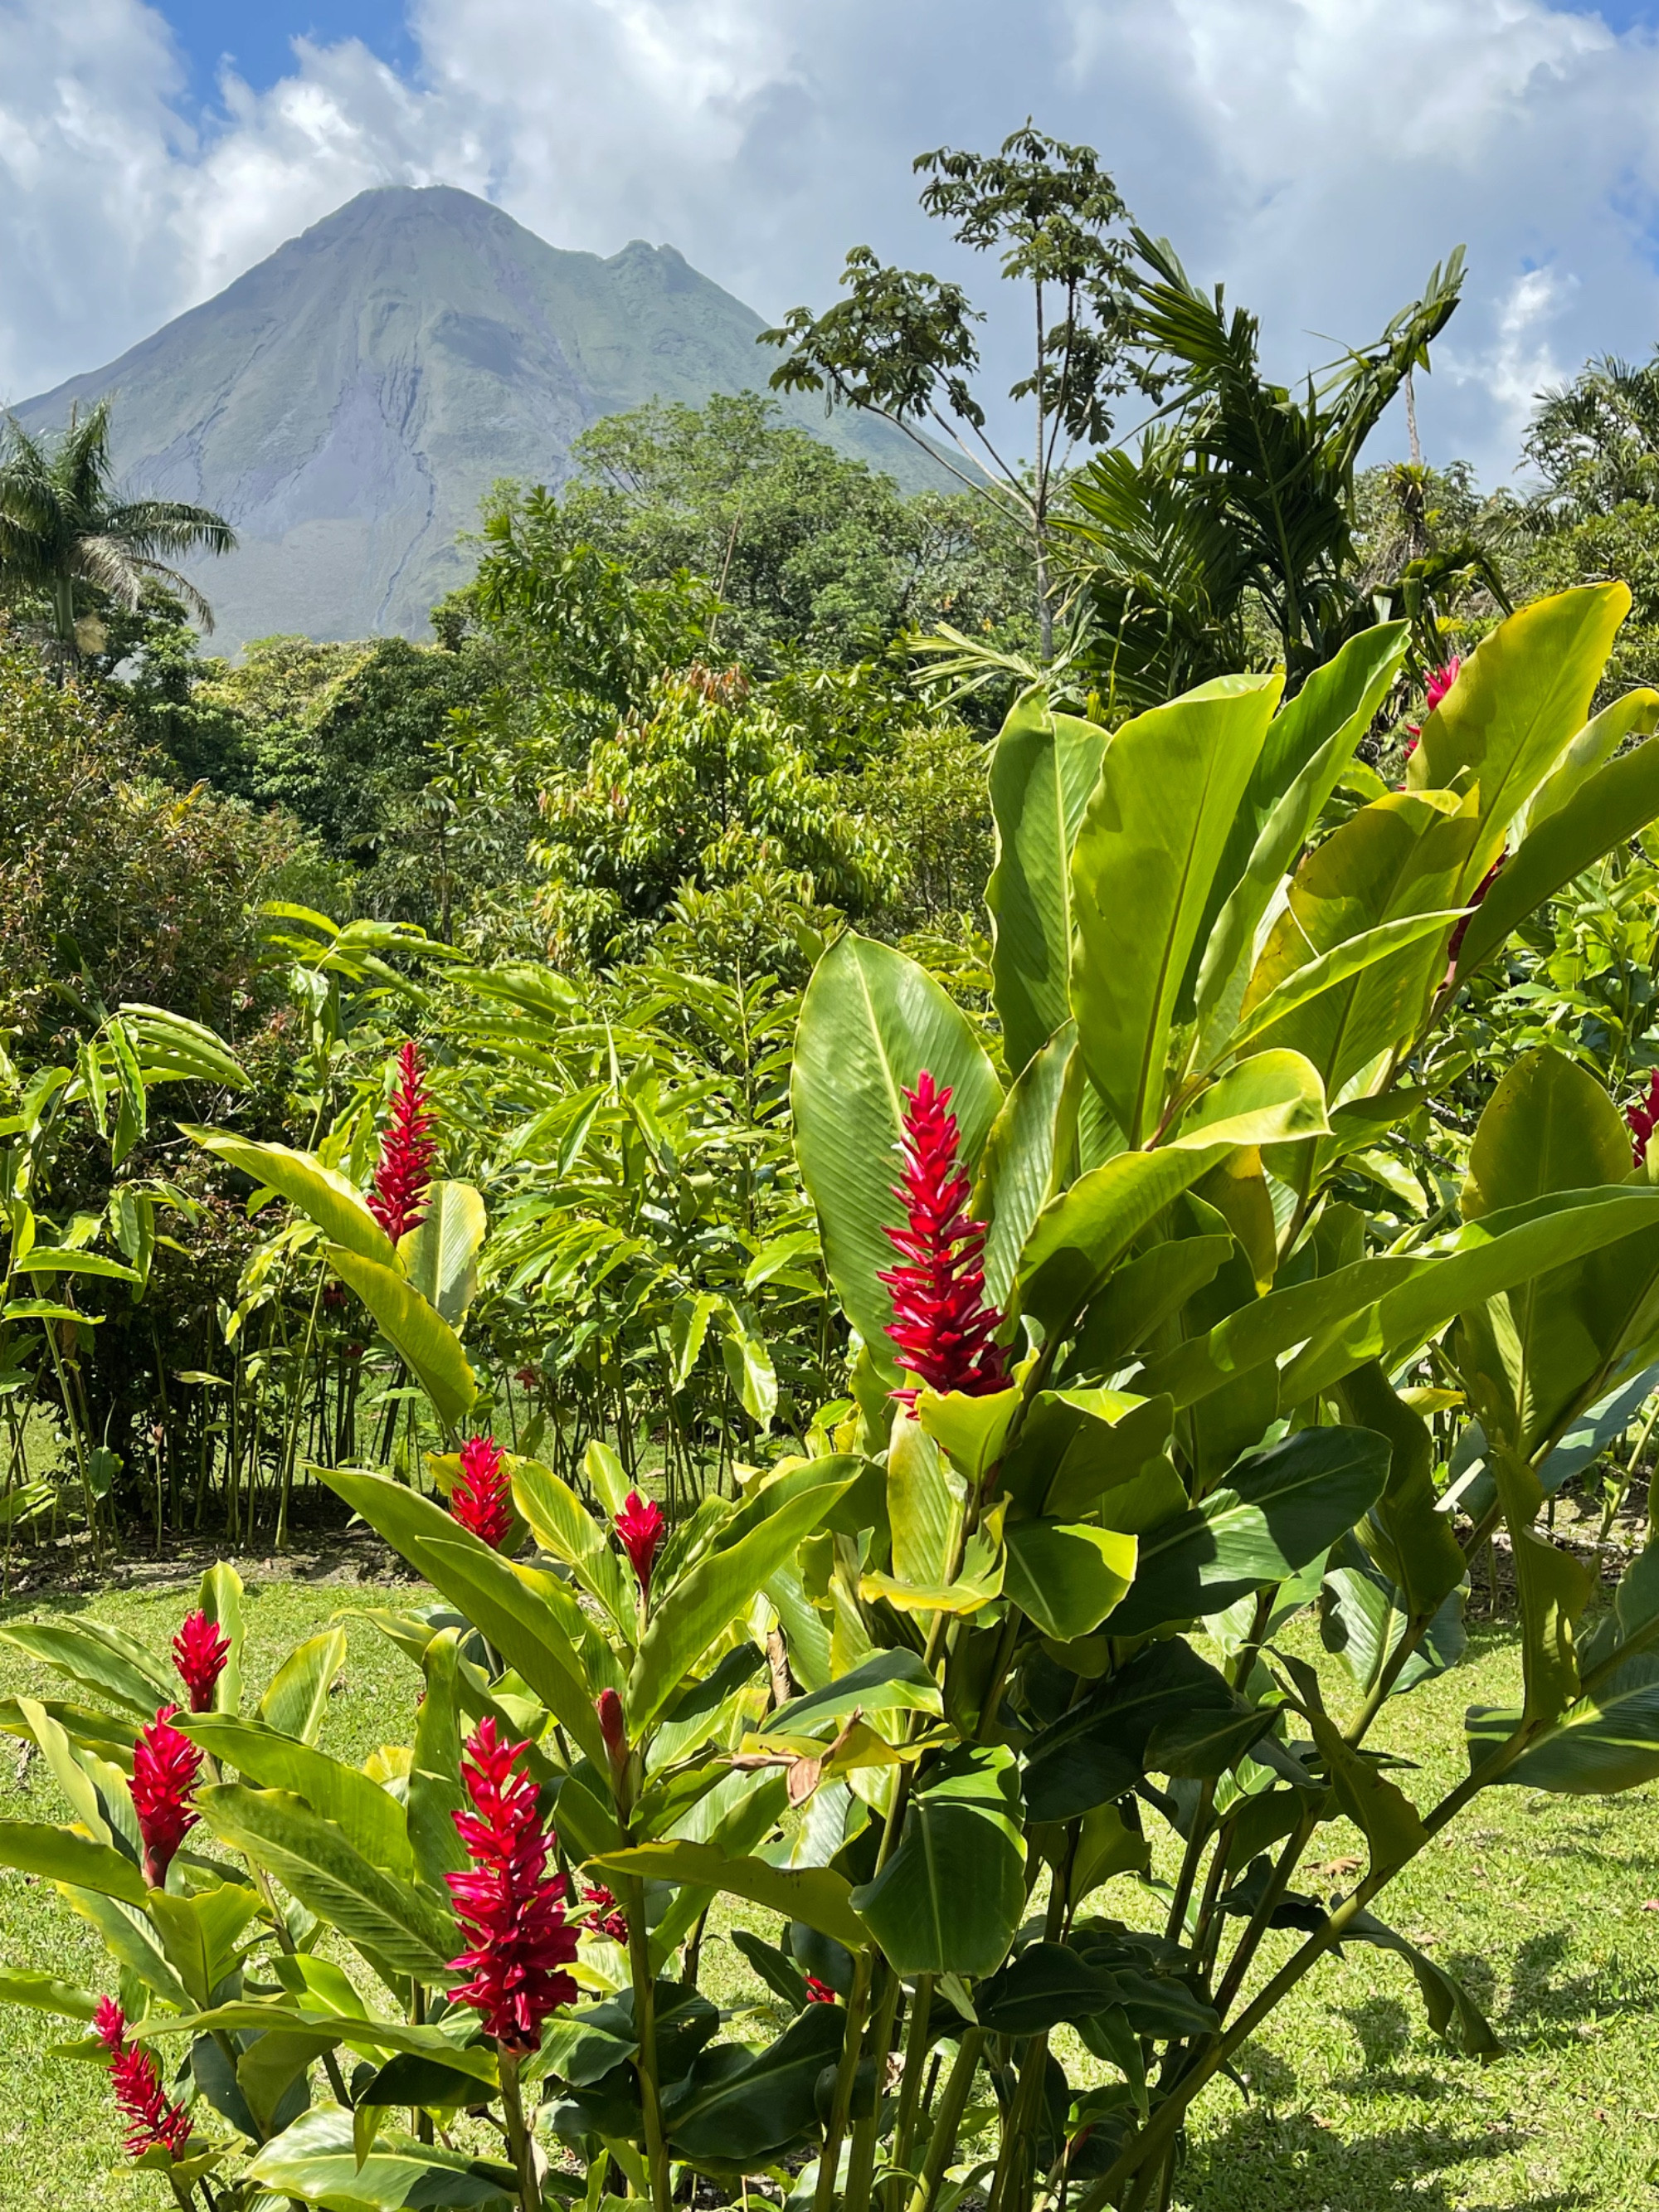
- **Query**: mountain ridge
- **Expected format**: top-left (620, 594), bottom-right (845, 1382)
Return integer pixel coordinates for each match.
top-left (12, 186), bottom-right (935, 650)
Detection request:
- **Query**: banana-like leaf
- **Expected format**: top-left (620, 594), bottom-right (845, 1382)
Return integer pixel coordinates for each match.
top-left (591, 1840), bottom-right (868, 1951)
top-left (179, 1128), bottom-right (396, 1268)
top-left (975, 1024), bottom-right (1078, 1308)
top-left (249, 2106), bottom-right (515, 2210)
top-left (793, 933), bottom-right (1003, 1384)
top-left (1003, 1521), bottom-right (1137, 1640)
top-left (985, 695), bottom-right (1107, 1079)
top-left (1016, 1143), bottom-right (1226, 1337)
top-left (327, 1247), bottom-right (476, 1434)
top-left (1071, 672), bottom-right (1282, 1145)
top-left (259, 1629), bottom-right (348, 1747)
top-left (850, 1745), bottom-right (1024, 1976)
top-left (182, 1714), bottom-right (413, 1877)
top-left (0, 1817), bottom-right (148, 1902)
top-left (0, 1617), bottom-right (171, 1718)
top-left (397, 1181), bottom-right (487, 1325)
top-left (1470, 1657), bottom-right (1659, 1794)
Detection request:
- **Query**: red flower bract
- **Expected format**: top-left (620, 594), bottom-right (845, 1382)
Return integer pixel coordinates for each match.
top-left (615, 1491), bottom-right (665, 1593)
top-left (172, 1609), bottom-right (230, 1713)
top-left (878, 1070), bottom-right (1010, 1410)
top-left (446, 1717), bottom-right (577, 2054)
top-left (367, 1040), bottom-right (438, 1245)
top-left (596, 1686), bottom-right (628, 1771)
top-left (95, 1997), bottom-right (193, 2160)
top-left (451, 1434), bottom-right (512, 1549)
top-left (1628, 1071), bottom-right (1659, 1167)
top-left (805, 1975), bottom-right (839, 2005)
top-left (132, 1706), bottom-right (201, 1888)
top-left (581, 1880), bottom-right (630, 1945)
top-left (1447, 855), bottom-right (1504, 969)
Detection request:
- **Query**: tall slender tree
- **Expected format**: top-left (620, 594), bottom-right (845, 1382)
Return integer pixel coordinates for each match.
top-left (0, 399), bottom-right (235, 663)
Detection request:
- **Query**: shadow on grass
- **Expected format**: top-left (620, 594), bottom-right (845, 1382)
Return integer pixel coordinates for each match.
top-left (1177, 2106), bottom-right (1571, 2212)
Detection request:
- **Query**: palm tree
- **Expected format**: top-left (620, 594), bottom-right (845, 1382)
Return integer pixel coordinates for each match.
top-left (1523, 353), bottom-right (1659, 525)
top-left (0, 398), bottom-right (236, 662)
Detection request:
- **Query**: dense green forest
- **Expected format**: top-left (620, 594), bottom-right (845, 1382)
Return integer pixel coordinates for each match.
top-left (7, 126), bottom-right (1659, 2212)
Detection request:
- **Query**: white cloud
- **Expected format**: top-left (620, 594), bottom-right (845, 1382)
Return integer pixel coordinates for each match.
top-left (6, 0), bottom-right (1659, 483)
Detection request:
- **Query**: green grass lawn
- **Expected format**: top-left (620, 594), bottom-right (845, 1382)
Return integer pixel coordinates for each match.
top-left (0, 1566), bottom-right (1653, 2212)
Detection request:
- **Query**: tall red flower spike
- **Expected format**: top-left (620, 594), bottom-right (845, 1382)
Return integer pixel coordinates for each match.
top-left (1403, 655), bottom-right (1463, 764)
top-left (95, 1997), bottom-right (193, 2161)
top-left (367, 1040), bottom-right (438, 1245)
top-left (172, 1609), bottom-right (231, 1713)
top-left (132, 1706), bottom-right (202, 1888)
top-left (446, 1717), bottom-right (577, 2054)
top-left (615, 1491), bottom-right (666, 1594)
top-left (451, 1434), bottom-right (513, 1549)
top-left (1628, 1070), bottom-right (1659, 1167)
top-left (581, 1879), bottom-right (630, 1944)
top-left (879, 1070), bottom-right (1010, 1411)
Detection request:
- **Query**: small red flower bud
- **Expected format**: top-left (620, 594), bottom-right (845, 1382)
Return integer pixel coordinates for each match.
top-left (805, 1974), bottom-right (839, 2005)
top-left (1629, 1070), bottom-right (1659, 1167)
top-left (451, 1434), bottom-right (512, 1549)
top-left (132, 1706), bottom-right (202, 1888)
top-left (94, 1995), bottom-right (193, 2160)
top-left (447, 1717), bottom-right (577, 2054)
top-left (879, 1070), bottom-right (1009, 1410)
top-left (367, 1040), bottom-right (438, 1245)
top-left (172, 1609), bottom-right (230, 1713)
top-left (581, 1880), bottom-right (630, 1944)
top-left (596, 1688), bottom-right (627, 1771)
top-left (615, 1491), bottom-right (665, 1594)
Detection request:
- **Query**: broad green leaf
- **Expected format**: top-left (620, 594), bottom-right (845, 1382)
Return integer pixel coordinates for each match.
top-left (1321, 1546), bottom-right (1467, 1700)
top-left (975, 1023), bottom-right (1077, 1308)
top-left (397, 1181), bottom-right (487, 1325)
top-left (198, 1562), bottom-right (243, 1715)
top-left (1169, 1050), bottom-right (1330, 1150)
top-left (1408, 582), bottom-right (1629, 870)
top-left (1280, 1655), bottom-right (1427, 1876)
top-left (0, 1968), bottom-right (98, 2020)
top-left (850, 1745), bottom-right (1025, 1976)
top-left (1222, 913), bottom-right (1469, 1060)
top-left (1525, 685), bottom-right (1659, 833)
top-left (591, 1841), bottom-right (868, 1952)
top-left (12, 1250), bottom-right (139, 1281)
top-left (180, 1128), bottom-right (396, 1267)
top-left (1195, 624), bottom-right (1410, 1052)
top-left (670, 1291), bottom-right (722, 1388)
top-left (1334, 1362), bottom-right (1466, 1625)
top-left (1471, 1657), bottom-right (1659, 1794)
top-left (1065, 1238), bottom-right (1230, 1375)
top-left (146, 1880), bottom-right (265, 2008)
top-left (511, 1459), bottom-right (635, 1639)
top-left (0, 1618), bottom-right (170, 1718)
top-left (719, 1300), bottom-right (777, 1429)
top-left (1016, 1143), bottom-right (1224, 1337)
top-left (1003, 1521), bottom-right (1137, 1640)
top-left (793, 933), bottom-right (1002, 1384)
top-left (916, 1384), bottom-right (1020, 1486)
top-left (259, 1629), bottom-right (348, 1747)
top-left (1106, 1426), bottom-right (1389, 1635)
top-left (1071, 672), bottom-right (1282, 1145)
top-left (249, 2105), bottom-right (515, 2210)
top-left (326, 1469), bottom-right (606, 1768)
top-left (407, 1630), bottom-right (469, 1888)
top-left (985, 694), bottom-right (1107, 1078)
top-left (627, 1459), bottom-right (857, 1731)
top-left (1342, 1907), bottom-right (1501, 2058)
top-left (887, 1417), bottom-right (957, 1588)
top-left (195, 1786), bottom-right (456, 1980)
top-left (327, 1247), bottom-right (475, 1434)
top-left (0, 1818), bottom-right (147, 1903)
top-left (120, 1002), bottom-right (250, 1090)
top-left (771, 1650), bottom-right (943, 1738)
top-left (1456, 723), bottom-right (1659, 981)
top-left (663, 2000), bottom-right (844, 2165)
top-left (183, 1715), bottom-right (413, 1876)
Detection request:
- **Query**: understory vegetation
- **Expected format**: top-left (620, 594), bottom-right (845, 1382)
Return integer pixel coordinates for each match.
top-left (2, 122), bottom-right (1659, 2212)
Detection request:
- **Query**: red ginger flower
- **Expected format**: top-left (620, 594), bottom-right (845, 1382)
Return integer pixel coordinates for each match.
top-left (451, 1434), bottom-right (512, 1548)
top-left (95, 1997), bottom-right (193, 2161)
top-left (1404, 655), bottom-right (1462, 762)
top-left (172, 1609), bottom-right (230, 1713)
top-left (804, 1975), bottom-right (839, 2005)
top-left (132, 1706), bottom-right (201, 1888)
top-left (596, 1687), bottom-right (628, 1772)
top-left (367, 1040), bottom-right (438, 1245)
top-left (446, 1717), bottom-right (577, 2054)
top-left (1628, 1070), bottom-right (1659, 1167)
top-left (878, 1070), bottom-right (1010, 1410)
top-left (581, 1879), bottom-right (630, 1944)
top-left (615, 1490), bottom-right (665, 1594)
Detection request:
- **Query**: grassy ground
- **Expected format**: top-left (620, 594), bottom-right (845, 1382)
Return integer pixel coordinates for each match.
top-left (0, 1566), bottom-right (1653, 2212)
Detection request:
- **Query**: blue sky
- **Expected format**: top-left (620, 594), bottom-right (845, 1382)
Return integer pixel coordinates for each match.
top-left (12, 0), bottom-right (1659, 489)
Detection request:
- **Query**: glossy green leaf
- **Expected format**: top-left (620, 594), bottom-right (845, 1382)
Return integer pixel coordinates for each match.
top-left (183, 1714), bottom-right (413, 1876)
top-left (1003, 1521), bottom-right (1137, 1640)
top-left (197, 1562), bottom-right (243, 1716)
top-left (195, 1786), bottom-right (456, 1979)
top-left (0, 1818), bottom-right (147, 1903)
top-left (627, 1458), bottom-right (856, 1731)
top-left (326, 1247), bottom-right (475, 1434)
top-left (591, 1840), bottom-right (868, 1951)
top-left (985, 695), bottom-right (1107, 1079)
top-left (249, 2106), bottom-right (515, 2210)
top-left (664, 2000), bottom-right (845, 2166)
top-left (146, 1880), bottom-right (265, 2009)
top-left (180, 1128), bottom-right (396, 1267)
top-left (1016, 1143), bottom-right (1224, 1337)
top-left (1472, 1656), bottom-right (1659, 1793)
top-left (406, 1630), bottom-right (469, 1889)
top-left (792, 932), bottom-right (1003, 1384)
top-left (1023, 1640), bottom-right (1256, 1820)
top-left (1071, 672), bottom-right (1282, 1144)
top-left (397, 1181), bottom-right (487, 1325)
top-left (0, 1618), bottom-right (170, 1718)
top-left (850, 1746), bottom-right (1024, 1976)
top-left (259, 1628), bottom-right (348, 1747)
top-left (886, 1417), bottom-right (957, 1588)
top-left (975, 1023), bottom-right (1077, 1308)
top-left (771, 1649), bottom-right (943, 1738)
top-left (326, 1469), bottom-right (606, 1767)
top-left (1170, 1050), bottom-right (1331, 1150)
top-left (0, 1968), bottom-right (99, 2020)
top-left (719, 1300), bottom-right (777, 1429)
top-left (1106, 1425), bottom-right (1389, 1635)
top-left (1224, 912), bottom-right (1468, 1060)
